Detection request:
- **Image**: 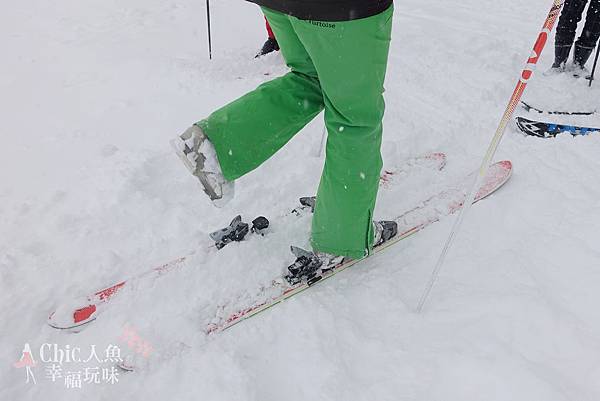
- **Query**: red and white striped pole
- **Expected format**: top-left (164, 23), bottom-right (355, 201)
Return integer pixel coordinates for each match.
top-left (416, 0), bottom-right (565, 313)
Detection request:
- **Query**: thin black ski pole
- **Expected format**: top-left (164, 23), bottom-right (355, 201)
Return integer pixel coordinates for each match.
top-left (588, 40), bottom-right (600, 87)
top-left (206, 0), bottom-right (213, 60)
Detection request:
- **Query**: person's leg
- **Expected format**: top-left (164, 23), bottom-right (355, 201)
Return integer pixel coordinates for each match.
top-left (291, 6), bottom-right (393, 259)
top-left (574, 0), bottom-right (600, 67)
top-left (553, 0), bottom-right (588, 68)
top-left (197, 8), bottom-right (324, 181)
top-left (256, 16), bottom-right (280, 57)
top-left (265, 18), bottom-right (276, 40)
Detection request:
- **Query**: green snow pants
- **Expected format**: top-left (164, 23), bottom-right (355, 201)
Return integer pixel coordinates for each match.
top-left (197, 5), bottom-right (393, 259)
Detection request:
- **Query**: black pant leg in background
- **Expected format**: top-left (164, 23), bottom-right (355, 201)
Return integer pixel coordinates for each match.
top-left (556, 0), bottom-right (589, 48)
top-left (576, 0), bottom-right (600, 49)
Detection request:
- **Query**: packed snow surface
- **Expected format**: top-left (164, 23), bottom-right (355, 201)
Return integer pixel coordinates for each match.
top-left (2, 0), bottom-right (600, 400)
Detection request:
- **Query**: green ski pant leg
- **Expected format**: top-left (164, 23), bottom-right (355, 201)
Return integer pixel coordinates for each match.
top-left (293, 7), bottom-right (394, 258)
top-left (196, 11), bottom-right (324, 181)
top-left (195, 6), bottom-right (392, 259)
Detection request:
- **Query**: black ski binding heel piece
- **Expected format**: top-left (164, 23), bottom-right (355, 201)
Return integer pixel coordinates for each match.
top-left (374, 220), bottom-right (398, 247)
top-left (292, 196), bottom-right (316, 216)
top-left (209, 215), bottom-right (249, 249)
top-left (299, 196), bottom-right (316, 212)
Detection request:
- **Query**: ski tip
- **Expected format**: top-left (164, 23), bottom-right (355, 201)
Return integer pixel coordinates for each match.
top-left (488, 160), bottom-right (513, 180)
top-left (496, 160), bottom-right (512, 170)
top-left (47, 303), bottom-right (98, 331)
top-left (474, 160), bottom-right (513, 202)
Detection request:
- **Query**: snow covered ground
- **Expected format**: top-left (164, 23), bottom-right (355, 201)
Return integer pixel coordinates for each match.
top-left (2, 0), bottom-right (600, 400)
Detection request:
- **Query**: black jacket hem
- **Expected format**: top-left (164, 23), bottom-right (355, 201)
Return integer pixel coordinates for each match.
top-left (249, 0), bottom-right (393, 22)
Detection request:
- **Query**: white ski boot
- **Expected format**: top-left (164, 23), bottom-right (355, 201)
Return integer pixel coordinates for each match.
top-left (571, 63), bottom-right (591, 79)
top-left (543, 65), bottom-right (566, 76)
top-left (171, 125), bottom-right (234, 208)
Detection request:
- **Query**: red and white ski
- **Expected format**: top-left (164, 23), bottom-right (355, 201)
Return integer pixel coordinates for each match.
top-left (205, 160), bottom-right (512, 334)
top-left (48, 152), bottom-right (447, 331)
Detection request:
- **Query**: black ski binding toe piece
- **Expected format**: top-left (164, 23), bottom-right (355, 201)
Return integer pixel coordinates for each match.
top-left (209, 215), bottom-right (249, 249)
top-left (374, 220), bottom-right (398, 247)
top-left (251, 216), bottom-right (269, 236)
top-left (285, 246), bottom-right (323, 285)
